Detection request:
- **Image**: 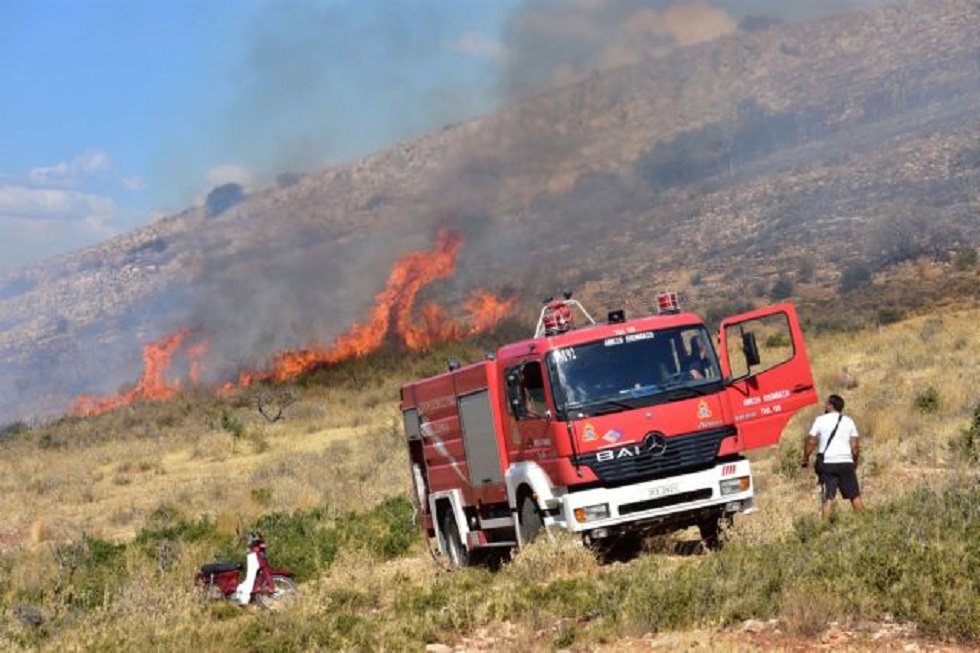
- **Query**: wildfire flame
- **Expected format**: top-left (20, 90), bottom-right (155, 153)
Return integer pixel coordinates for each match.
top-left (69, 228), bottom-right (514, 416)
top-left (70, 329), bottom-right (197, 417)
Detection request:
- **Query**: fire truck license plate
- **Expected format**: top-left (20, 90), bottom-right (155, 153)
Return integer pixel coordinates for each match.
top-left (648, 484), bottom-right (679, 498)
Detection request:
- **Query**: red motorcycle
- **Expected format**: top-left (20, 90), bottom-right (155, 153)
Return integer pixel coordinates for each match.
top-left (195, 531), bottom-right (296, 609)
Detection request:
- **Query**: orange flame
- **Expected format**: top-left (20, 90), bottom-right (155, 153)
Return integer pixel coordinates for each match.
top-left (186, 341), bottom-right (210, 385)
top-left (71, 329), bottom-right (192, 417)
top-left (465, 290), bottom-right (517, 335)
top-left (69, 228), bottom-right (515, 415)
top-left (268, 227), bottom-right (466, 380)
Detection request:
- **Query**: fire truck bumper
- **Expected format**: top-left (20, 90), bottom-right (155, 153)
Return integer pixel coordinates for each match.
top-left (548, 459), bottom-right (754, 537)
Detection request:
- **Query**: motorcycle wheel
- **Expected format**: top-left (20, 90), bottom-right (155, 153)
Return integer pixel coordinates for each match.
top-left (254, 575), bottom-right (297, 611)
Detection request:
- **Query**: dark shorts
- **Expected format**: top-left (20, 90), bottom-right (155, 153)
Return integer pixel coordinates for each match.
top-left (819, 462), bottom-right (861, 500)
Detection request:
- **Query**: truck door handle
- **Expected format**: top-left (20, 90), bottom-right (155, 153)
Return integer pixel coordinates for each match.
top-left (792, 384), bottom-right (813, 393)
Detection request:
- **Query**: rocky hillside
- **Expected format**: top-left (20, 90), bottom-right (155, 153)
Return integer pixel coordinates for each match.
top-left (1, 0), bottom-right (978, 423)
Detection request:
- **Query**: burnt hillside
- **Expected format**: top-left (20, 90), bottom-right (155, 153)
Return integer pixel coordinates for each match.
top-left (1, 0), bottom-right (978, 423)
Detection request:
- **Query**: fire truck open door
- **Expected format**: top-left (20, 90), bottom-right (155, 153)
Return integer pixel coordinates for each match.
top-left (718, 304), bottom-right (817, 451)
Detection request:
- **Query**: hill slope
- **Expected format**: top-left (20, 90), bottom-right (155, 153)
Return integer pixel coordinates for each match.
top-left (1, 0), bottom-right (979, 423)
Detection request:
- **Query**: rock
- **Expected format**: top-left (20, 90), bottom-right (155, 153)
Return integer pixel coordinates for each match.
top-left (425, 644), bottom-right (453, 653)
top-left (741, 619), bottom-right (766, 634)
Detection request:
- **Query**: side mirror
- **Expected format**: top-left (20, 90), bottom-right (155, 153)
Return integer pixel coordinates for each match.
top-left (742, 332), bottom-right (761, 368)
top-left (505, 372), bottom-right (527, 418)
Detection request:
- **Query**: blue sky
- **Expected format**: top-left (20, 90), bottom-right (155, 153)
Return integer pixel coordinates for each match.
top-left (0, 0), bottom-right (879, 272)
top-left (0, 0), bottom-right (519, 270)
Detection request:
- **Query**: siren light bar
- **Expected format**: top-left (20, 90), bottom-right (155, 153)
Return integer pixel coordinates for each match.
top-left (534, 290), bottom-right (597, 338)
top-left (656, 291), bottom-right (680, 314)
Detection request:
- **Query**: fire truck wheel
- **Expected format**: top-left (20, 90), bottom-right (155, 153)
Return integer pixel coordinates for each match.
top-left (518, 496), bottom-right (544, 545)
top-left (442, 511), bottom-right (470, 568)
top-left (698, 512), bottom-right (733, 551)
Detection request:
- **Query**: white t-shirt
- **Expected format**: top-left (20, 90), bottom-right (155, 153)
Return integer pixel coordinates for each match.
top-left (809, 411), bottom-right (858, 464)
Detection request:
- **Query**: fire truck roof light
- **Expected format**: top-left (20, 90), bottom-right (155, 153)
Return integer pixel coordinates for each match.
top-left (534, 293), bottom-right (598, 338)
top-left (656, 292), bottom-right (680, 314)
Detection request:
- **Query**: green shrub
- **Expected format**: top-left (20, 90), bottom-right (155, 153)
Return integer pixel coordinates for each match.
top-left (0, 421), bottom-right (29, 440)
top-left (220, 410), bottom-right (245, 440)
top-left (797, 258), bottom-right (816, 284)
top-left (765, 332), bottom-right (790, 348)
top-left (337, 495), bottom-right (418, 559)
top-left (954, 403), bottom-right (980, 462)
top-left (954, 247), bottom-right (978, 271)
top-left (769, 276), bottom-right (794, 301)
top-left (250, 486), bottom-right (273, 507)
top-left (255, 506), bottom-right (341, 582)
top-left (875, 307), bottom-right (905, 326)
top-left (839, 262), bottom-right (872, 292)
top-left (914, 387), bottom-right (941, 414)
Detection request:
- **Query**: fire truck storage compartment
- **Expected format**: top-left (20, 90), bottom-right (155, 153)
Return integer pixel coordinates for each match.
top-left (458, 390), bottom-right (503, 486)
top-left (403, 408), bottom-right (421, 441)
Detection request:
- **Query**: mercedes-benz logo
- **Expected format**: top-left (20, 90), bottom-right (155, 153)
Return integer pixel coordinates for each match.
top-left (643, 432), bottom-right (668, 457)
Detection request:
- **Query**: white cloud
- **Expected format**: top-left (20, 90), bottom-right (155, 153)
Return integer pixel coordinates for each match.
top-left (0, 150), bottom-right (158, 269)
top-left (28, 150), bottom-right (112, 187)
top-left (121, 175), bottom-right (147, 191)
top-left (205, 163), bottom-right (255, 189)
top-left (444, 31), bottom-right (507, 60)
top-left (0, 215), bottom-right (117, 269)
top-left (0, 185), bottom-right (124, 269)
top-left (0, 184), bottom-right (116, 221)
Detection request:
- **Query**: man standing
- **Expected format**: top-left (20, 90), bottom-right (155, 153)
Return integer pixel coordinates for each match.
top-left (800, 394), bottom-right (864, 517)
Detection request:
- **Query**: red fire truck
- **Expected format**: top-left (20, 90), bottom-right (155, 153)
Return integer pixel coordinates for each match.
top-left (400, 292), bottom-right (817, 565)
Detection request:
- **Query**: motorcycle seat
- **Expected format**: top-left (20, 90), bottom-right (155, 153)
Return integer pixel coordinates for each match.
top-left (200, 562), bottom-right (243, 574)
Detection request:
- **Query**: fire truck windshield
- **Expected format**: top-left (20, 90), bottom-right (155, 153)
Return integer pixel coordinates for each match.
top-left (548, 325), bottom-right (721, 416)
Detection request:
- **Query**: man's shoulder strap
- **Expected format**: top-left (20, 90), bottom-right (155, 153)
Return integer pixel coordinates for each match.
top-left (823, 414), bottom-right (844, 452)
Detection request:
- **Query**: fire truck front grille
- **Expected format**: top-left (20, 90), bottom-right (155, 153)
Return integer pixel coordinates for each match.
top-left (578, 426), bottom-right (734, 485)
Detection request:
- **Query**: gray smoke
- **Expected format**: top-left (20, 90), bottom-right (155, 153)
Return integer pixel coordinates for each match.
top-left (499, 0), bottom-right (895, 98)
top-left (1, 0), bottom-right (959, 426)
top-left (210, 0), bottom-right (496, 182)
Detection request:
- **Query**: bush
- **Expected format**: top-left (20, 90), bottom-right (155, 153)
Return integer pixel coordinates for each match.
top-left (954, 403), bottom-right (980, 462)
top-left (765, 332), bottom-right (790, 348)
top-left (253, 496), bottom-right (417, 582)
top-left (954, 247), bottom-right (978, 271)
top-left (769, 276), bottom-right (794, 301)
top-left (797, 258), bottom-right (816, 284)
top-left (875, 307), bottom-right (905, 326)
top-left (839, 262), bottom-right (872, 292)
top-left (276, 172), bottom-right (302, 188)
top-left (914, 387), bottom-right (941, 414)
top-left (703, 300), bottom-right (755, 332)
top-left (205, 183), bottom-right (245, 217)
top-left (220, 410), bottom-right (245, 441)
top-left (0, 421), bottom-right (29, 440)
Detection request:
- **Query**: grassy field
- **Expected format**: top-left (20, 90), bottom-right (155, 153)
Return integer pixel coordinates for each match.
top-left (1, 306), bottom-right (979, 651)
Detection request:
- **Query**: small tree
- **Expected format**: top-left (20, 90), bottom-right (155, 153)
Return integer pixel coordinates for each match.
top-left (954, 247), bottom-right (978, 271)
top-left (770, 276), bottom-right (794, 300)
top-left (205, 183), bottom-right (245, 217)
top-left (276, 172), bottom-right (302, 188)
top-left (839, 262), bottom-right (872, 292)
top-left (797, 258), bottom-right (816, 284)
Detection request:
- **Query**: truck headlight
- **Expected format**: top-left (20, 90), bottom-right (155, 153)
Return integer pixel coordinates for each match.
top-left (720, 476), bottom-right (750, 496)
top-left (574, 503), bottom-right (610, 523)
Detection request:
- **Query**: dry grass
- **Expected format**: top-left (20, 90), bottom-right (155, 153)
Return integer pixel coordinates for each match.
top-left (2, 310), bottom-right (980, 650)
top-left (0, 387), bottom-right (407, 548)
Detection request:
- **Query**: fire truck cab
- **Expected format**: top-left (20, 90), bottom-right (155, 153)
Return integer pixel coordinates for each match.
top-left (400, 294), bottom-right (817, 565)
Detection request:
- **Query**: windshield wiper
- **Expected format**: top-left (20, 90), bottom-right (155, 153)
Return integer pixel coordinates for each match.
top-left (618, 384), bottom-right (659, 399)
top-left (656, 378), bottom-right (713, 398)
top-left (565, 396), bottom-right (635, 416)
